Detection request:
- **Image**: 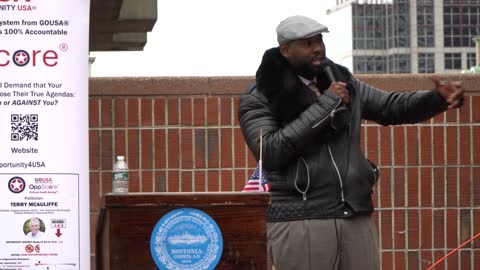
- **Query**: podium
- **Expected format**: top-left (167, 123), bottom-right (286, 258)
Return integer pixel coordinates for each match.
top-left (96, 192), bottom-right (271, 270)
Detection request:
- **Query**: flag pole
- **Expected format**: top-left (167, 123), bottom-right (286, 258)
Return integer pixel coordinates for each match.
top-left (259, 129), bottom-right (263, 190)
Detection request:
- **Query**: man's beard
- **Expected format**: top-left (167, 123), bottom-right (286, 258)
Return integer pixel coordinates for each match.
top-left (289, 59), bottom-right (321, 80)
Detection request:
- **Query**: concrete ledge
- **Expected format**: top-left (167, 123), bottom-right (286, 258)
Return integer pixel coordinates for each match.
top-left (89, 74), bottom-right (480, 96)
top-left (355, 74), bottom-right (480, 92)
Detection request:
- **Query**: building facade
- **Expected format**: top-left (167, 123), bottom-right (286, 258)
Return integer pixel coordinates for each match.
top-left (325, 0), bottom-right (479, 74)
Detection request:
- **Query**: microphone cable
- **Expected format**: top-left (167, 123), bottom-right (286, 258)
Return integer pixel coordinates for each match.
top-left (330, 219), bottom-right (340, 270)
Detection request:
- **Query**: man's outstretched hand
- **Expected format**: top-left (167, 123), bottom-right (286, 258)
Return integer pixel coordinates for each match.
top-left (432, 77), bottom-right (464, 109)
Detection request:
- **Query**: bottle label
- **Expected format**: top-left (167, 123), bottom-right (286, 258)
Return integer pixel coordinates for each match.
top-left (113, 172), bottom-right (129, 181)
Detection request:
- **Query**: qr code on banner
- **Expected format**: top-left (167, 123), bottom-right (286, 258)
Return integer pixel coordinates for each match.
top-left (11, 114), bottom-right (38, 141)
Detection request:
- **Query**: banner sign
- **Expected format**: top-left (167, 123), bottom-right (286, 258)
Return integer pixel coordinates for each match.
top-left (0, 0), bottom-right (90, 269)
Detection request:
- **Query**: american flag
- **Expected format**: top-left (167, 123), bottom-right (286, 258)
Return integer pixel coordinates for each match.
top-left (242, 165), bottom-right (271, 192)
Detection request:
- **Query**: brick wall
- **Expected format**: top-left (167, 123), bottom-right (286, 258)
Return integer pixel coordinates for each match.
top-left (89, 74), bottom-right (480, 270)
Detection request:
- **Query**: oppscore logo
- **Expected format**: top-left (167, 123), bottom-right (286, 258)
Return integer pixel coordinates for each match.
top-left (29, 177), bottom-right (59, 191)
top-left (8, 176), bottom-right (26, 193)
top-left (0, 48), bottom-right (60, 67)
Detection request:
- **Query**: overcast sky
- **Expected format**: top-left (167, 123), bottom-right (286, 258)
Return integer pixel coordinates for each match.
top-left (90, 0), bottom-right (330, 77)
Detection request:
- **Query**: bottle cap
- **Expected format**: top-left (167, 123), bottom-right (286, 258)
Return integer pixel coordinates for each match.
top-left (117, 156), bottom-right (125, 160)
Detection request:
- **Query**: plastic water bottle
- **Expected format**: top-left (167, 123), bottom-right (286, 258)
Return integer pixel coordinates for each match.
top-left (112, 156), bottom-right (129, 193)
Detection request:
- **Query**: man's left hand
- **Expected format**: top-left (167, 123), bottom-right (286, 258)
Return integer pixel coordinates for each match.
top-left (432, 78), bottom-right (465, 109)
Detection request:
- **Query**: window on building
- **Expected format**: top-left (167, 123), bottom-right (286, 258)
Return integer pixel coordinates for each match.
top-left (353, 1), bottom-right (411, 50)
top-left (418, 53), bottom-right (435, 73)
top-left (388, 54), bottom-right (411, 73)
top-left (417, 1), bottom-right (434, 47)
top-left (387, 1), bottom-right (410, 48)
top-left (444, 53), bottom-right (462, 69)
top-left (352, 3), bottom-right (387, 49)
top-left (354, 56), bottom-right (387, 74)
top-left (467, 52), bottom-right (477, 68)
top-left (444, 0), bottom-right (480, 47)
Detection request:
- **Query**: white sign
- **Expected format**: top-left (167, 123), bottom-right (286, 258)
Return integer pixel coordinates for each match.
top-left (0, 0), bottom-right (90, 269)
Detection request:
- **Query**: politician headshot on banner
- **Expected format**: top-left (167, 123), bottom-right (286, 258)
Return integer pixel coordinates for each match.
top-left (24, 217), bottom-right (45, 240)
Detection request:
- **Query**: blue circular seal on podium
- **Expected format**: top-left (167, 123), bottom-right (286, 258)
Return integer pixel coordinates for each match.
top-left (150, 208), bottom-right (223, 270)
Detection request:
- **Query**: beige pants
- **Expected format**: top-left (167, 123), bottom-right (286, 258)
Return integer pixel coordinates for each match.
top-left (267, 215), bottom-right (380, 270)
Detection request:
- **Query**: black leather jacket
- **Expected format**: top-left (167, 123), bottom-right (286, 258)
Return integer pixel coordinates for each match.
top-left (238, 47), bottom-right (448, 222)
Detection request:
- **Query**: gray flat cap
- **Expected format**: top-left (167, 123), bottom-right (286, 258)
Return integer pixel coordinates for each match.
top-left (276, 15), bottom-right (329, 44)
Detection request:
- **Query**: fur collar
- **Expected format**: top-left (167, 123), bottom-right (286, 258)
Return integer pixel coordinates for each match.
top-left (255, 47), bottom-right (352, 123)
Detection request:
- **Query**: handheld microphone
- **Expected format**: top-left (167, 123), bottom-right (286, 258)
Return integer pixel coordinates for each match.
top-left (323, 66), bottom-right (337, 84)
top-left (321, 61), bottom-right (352, 108)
